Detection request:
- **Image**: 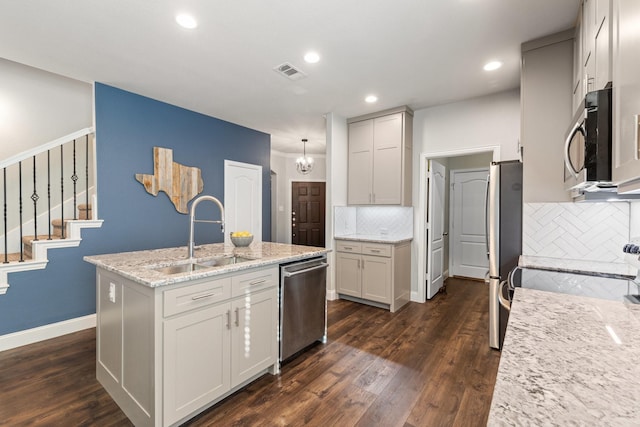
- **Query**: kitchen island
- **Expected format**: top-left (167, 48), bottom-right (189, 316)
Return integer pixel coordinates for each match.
top-left (84, 242), bottom-right (330, 427)
top-left (488, 287), bottom-right (640, 426)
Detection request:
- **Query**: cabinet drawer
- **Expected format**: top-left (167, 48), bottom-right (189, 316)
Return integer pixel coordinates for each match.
top-left (164, 278), bottom-right (232, 317)
top-left (232, 267), bottom-right (278, 297)
top-left (362, 243), bottom-right (391, 257)
top-left (336, 241), bottom-right (362, 253)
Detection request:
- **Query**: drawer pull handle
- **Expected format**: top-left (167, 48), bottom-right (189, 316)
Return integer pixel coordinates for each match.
top-left (191, 291), bottom-right (218, 301)
top-left (235, 307), bottom-right (240, 326)
top-left (370, 249), bottom-right (380, 253)
top-left (249, 278), bottom-right (267, 286)
top-left (226, 310), bottom-right (231, 329)
top-left (344, 246), bottom-right (353, 250)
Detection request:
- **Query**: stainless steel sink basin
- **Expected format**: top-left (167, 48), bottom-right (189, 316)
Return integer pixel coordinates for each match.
top-left (197, 255), bottom-right (254, 267)
top-left (151, 263), bottom-right (212, 275)
top-left (150, 256), bottom-right (253, 275)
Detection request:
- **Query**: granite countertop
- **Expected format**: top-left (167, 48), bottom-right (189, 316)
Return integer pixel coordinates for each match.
top-left (334, 234), bottom-right (413, 244)
top-left (488, 287), bottom-right (640, 426)
top-left (519, 255), bottom-right (637, 280)
top-left (84, 242), bottom-right (330, 288)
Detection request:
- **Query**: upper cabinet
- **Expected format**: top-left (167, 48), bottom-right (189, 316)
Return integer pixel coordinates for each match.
top-left (612, 0), bottom-right (640, 191)
top-left (347, 107), bottom-right (413, 206)
top-left (574, 0), bottom-right (612, 112)
top-left (521, 31), bottom-right (574, 203)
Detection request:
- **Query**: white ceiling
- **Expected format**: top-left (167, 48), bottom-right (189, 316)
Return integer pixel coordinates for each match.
top-left (0, 0), bottom-right (580, 154)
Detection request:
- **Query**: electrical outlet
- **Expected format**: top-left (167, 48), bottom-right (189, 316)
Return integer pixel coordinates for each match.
top-left (109, 283), bottom-right (116, 303)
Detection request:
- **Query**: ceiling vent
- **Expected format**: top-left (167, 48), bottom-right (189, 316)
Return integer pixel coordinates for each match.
top-left (274, 62), bottom-right (307, 81)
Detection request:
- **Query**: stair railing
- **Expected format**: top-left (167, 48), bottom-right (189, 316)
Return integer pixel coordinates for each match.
top-left (0, 128), bottom-right (95, 261)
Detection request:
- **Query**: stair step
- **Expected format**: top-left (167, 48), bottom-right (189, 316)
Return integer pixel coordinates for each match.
top-left (0, 253), bottom-right (32, 263)
top-left (78, 204), bottom-right (92, 220)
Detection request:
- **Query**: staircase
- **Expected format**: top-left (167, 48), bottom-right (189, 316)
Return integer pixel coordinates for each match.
top-left (0, 128), bottom-right (102, 295)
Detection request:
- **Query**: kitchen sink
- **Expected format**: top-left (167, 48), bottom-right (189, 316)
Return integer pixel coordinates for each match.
top-left (150, 255), bottom-right (254, 275)
top-left (197, 255), bottom-right (254, 267)
top-left (151, 263), bottom-right (212, 275)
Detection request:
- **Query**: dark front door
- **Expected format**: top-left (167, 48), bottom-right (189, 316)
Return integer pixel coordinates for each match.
top-left (291, 182), bottom-right (326, 247)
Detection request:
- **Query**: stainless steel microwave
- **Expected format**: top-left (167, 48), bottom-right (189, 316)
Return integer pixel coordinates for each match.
top-left (564, 86), bottom-right (613, 192)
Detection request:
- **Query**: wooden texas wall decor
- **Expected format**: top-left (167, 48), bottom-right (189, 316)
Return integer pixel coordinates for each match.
top-left (135, 146), bottom-right (203, 214)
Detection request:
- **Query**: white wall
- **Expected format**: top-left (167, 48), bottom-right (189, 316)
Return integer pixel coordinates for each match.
top-left (411, 89), bottom-right (521, 300)
top-left (0, 58), bottom-right (92, 161)
top-left (325, 113), bottom-right (348, 298)
top-left (270, 151), bottom-right (326, 244)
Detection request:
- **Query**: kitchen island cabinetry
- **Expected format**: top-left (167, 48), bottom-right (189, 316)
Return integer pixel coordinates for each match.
top-left (347, 107), bottom-right (413, 206)
top-left (86, 242), bottom-right (329, 427)
top-left (96, 265), bottom-right (278, 427)
top-left (335, 238), bottom-right (410, 312)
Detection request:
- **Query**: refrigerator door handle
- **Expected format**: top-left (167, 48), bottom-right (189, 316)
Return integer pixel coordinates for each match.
top-left (498, 280), bottom-right (511, 311)
top-left (484, 173), bottom-right (490, 259)
top-left (488, 164), bottom-right (500, 278)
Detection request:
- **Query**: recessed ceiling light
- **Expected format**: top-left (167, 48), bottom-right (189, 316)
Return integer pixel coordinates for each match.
top-left (484, 61), bottom-right (503, 71)
top-left (365, 95), bottom-right (378, 103)
top-left (176, 13), bottom-right (197, 29)
top-left (304, 51), bottom-right (320, 64)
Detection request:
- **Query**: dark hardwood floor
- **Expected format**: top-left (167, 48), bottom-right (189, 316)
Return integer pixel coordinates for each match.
top-left (0, 277), bottom-right (500, 426)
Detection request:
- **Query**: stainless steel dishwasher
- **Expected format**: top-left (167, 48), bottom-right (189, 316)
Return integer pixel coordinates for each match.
top-left (280, 256), bottom-right (328, 362)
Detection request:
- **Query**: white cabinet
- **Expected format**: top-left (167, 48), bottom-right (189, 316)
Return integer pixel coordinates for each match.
top-left (573, 0), bottom-right (612, 112)
top-left (163, 303), bottom-right (231, 425)
top-left (347, 107), bottom-right (413, 206)
top-left (335, 239), bottom-right (410, 312)
top-left (521, 31), bottom-right (574, 202)
top-left (95, 265), bottom-right (279, 427)
top-left (612, 0), bottom-right (640, 190)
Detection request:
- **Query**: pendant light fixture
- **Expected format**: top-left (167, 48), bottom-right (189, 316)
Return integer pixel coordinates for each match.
top-left (296, 138), bottom-right (314, 175)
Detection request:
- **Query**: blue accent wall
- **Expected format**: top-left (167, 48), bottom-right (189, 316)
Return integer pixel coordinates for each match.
top-left (0, 83), bottom-right (271, 335)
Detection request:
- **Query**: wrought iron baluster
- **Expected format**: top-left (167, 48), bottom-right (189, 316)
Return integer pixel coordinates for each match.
top-left (32, 156), bottom-right (39, 241)
top-left (47, 150), bottom-right (51, 240)
top-left (19, 161), bottom-right (24, 262)
top-left (3, 168), bottom-right (7, 264)
top-left (72, 139), bottom-right (78, 220)
top-left (60, 145), bottom-right (65, 239)
top-left (85, 135), bottom-right (89, 219)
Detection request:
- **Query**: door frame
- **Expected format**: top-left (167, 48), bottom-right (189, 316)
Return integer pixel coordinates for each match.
top-left (448, 167), bottom-right (490, 279)
top-left (416, 146), bottom-right (500, 303)
top-left (287, 179), bottom-right (326, 245)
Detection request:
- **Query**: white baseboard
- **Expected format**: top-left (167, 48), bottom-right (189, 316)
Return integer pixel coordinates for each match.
top-left (0, 313), bottom-right (96, 352)
top-left (326, 289), bottom-right (338, 300)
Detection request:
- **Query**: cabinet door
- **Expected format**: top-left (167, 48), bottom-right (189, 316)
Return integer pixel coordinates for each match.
top-left (348, 120), bottom-right (373, 205)
top-left (230, 288), bottom-right (278, 387)
top-left (594, 0), bottom-right (611, 90)
top-left (336, 252), bottom-right (362, 297)
top-left (372, 113), bottom-right (403, 204)
top-left (361, 254), bottom-right (391, 304)
top-left (164, 304), bottom-right (231, 426)
top-left (613, 0), bottom-right (640, 184)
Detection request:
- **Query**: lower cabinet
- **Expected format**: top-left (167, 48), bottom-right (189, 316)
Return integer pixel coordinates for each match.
top-left (335, 239), bottom-right (411, 312)
top-left (96, 265), bottom-right (279, 427)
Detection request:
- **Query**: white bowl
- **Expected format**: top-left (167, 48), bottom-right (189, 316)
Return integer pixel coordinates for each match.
top-left (230, 234), bottom-right (253, 247)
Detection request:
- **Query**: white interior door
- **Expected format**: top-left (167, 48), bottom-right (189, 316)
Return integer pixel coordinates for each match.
top-left (224, 160), bottom-right (262, 244)
top-left (426, 159), bottom-right (446, 299)
top-left (450, 169), bottom-right (489, 279)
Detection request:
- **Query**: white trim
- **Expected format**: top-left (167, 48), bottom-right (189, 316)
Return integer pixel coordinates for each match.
top-left (0, 314), bottom-right (96, 352)
top-left (0, 127), bottom-right (94, 169)
top-left (326, 289), bottom-right (338, 300)
top-left (415, 146), bottom-right (500, 303)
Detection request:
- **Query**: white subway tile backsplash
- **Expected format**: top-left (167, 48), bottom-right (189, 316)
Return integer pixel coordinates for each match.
top-left (333, 206), bottom-right (413, 239)
top-left (523, 203), bottom-right (629, 263)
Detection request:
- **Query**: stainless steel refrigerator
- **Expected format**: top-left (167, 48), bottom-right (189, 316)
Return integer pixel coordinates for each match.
top-left (487, 160), bottom-right (523, 350)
